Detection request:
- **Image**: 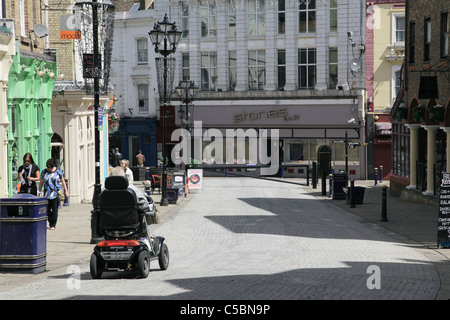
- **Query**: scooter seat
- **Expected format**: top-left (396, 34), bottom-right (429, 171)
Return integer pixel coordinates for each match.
top-left (99, 176), bottom-right (140, 237)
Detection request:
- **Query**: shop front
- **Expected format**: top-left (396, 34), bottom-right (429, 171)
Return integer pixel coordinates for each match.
top-left (174, 97), bottom-right (366, 179)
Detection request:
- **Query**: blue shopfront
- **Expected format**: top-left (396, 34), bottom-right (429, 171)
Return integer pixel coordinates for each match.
top-left (109, 117), bottom-right (157, 167)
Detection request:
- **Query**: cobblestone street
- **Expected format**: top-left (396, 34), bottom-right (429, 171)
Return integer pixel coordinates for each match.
top-left (0, 178), bottom-right (442, 300)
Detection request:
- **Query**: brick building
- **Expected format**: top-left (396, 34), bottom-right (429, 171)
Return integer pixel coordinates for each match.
top-left (46, 0), bottom-right (112, 203)
top-left (0, 0), bottom-right (112, 203)
top-left (1, 0), bottom-right (56, 197)
top-left (390, 0), bottom-right (449, 200)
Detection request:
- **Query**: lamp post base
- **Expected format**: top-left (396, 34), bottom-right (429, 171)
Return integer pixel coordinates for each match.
top-left (160, 197), bottom-right (169, 206)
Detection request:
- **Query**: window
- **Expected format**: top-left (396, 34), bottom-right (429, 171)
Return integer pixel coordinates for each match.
top-left (278, 50), bottom-right (286, 90)
top-left (182, 53), bottom-right (190, 80)
top-left (20, 0), bottom-right (26, 37)
top-left (201, 52), bottom-right (217, 91)
top-left (441, 12), bottom-right (449, 58)
top-left (424, 18), bottom-right (431, 62)
top-left (248, 0), bottom-right (265, 36)
top-left (182, 3), bottom-right (189, 38)
top-left (329, 48), bottom-right (338, 89)
top-left (136, 38), bottom-right (148, 64)
top-left (201, 0), bottom-right (216, 38)
top-left (0, 0), bottom-right (5, 19)
top-left (298, 48), bottom-right (316, 89)
top-left (229, 51), bottom-right (237, 91)
top-left (392, 123), bottom-right (410, 178)
top-left (248, 50), bottom-right (266, 90)
top-left (138, 84), bottom-right (149, 112)
top-left (298, 0), bottom-right (316, 33)
top-left (395, 16), bottom-right (405, 43)
top-left (278, 0), bottom-right (285, 34)
top-left (409, 21), bottom-right (415, 64)
top-left (394, 69), bottom-right (401, 98)
top-left (329, 0), bottom-right (337, 32)
top-left (229, 0), bottom-right (236, 37)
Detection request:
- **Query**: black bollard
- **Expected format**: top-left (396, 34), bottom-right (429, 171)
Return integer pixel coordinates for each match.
top-left (350, 179), bottom-right (356, 208)
top-left (312, 162), bottom-right (317, 189)
top-left (380, 185), bottom-right (388, 222)
top-left (321, 171), bottom-right (326, 195)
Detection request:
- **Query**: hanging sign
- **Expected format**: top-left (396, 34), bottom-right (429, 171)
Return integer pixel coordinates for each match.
top-left (98, 107), bottom-right (103, 130)
top-left (60, 15), bottom-right (81, 39)
top-left (83, 54), bottom-right (102, 78)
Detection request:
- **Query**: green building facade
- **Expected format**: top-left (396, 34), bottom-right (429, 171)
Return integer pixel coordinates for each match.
top-left (6, 50), bottom-right (56, 195)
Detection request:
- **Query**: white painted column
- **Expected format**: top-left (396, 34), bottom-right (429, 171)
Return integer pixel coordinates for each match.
top-left (423, 126), bottom-right (438, 195)
top-left (406, 124), bottom-right (420, 189)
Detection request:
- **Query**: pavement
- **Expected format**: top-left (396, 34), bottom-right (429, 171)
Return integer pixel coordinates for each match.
top-left (0, 178), bottom-right (449, 300)
top-left (304, 178), bottom-right (450, 300)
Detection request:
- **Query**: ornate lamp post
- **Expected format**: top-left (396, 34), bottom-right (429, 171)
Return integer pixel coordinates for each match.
top-left (149, 14), bottom-right (181, 206)
top-left (176, 76), bottom-right (198, 131)
top-left (176, 77), bottom-right (197, 193)
top-left (75, 0), bottom-right (115, 243)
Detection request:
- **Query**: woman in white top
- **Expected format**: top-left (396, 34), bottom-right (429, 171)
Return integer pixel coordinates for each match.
top-left (121, 159), bottom-right (134, 183)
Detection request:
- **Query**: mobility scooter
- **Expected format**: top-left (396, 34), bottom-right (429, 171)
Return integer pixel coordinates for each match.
top-left (90, 176), bottom-right (169, 279)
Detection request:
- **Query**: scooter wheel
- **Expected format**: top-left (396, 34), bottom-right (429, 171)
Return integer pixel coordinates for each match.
top-left (158, 243), bottom-right (169, 270)
top-left (137, 250), bottom-right (150, 278)
top-left (90, 253), bottom-right (103, 279)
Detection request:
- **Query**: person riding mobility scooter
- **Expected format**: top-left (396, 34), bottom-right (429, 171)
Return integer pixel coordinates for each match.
top-left (90, 175), bottom-right (169, 279)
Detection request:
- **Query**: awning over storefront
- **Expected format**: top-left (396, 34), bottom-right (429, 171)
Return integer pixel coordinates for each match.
top-left (375, 122), bottom-right (392, 136)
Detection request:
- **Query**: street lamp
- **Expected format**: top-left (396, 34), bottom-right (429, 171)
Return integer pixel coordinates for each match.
top-left (149, 14), bottom-right (182, 206)
top-left (176, 76), bottom-right (198, 130)
top-left (176, 77), bottom-right (197, 188)
top-left (75, 0), bottom-right (115, 244)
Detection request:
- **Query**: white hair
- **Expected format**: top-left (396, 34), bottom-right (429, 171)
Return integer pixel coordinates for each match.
top-left (110, 166), bottom-right (125, 177)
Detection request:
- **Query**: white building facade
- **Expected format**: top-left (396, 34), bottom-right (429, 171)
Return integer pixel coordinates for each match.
top-left (108, 9), bottom-right (160, 167)
top-left (151, 0), bottom-right (368, 178)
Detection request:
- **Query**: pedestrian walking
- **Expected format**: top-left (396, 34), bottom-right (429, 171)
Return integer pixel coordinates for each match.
top-left (38, 158), bottom-right (68, 230)
top-left (112, 147), bottom-right (123, 167)
top-left (135, 150), bottom-right (145, 167)
top-left (17, 153), bottom-right (40, 195)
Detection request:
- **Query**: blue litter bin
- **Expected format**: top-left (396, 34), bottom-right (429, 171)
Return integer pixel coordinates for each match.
top-left (0, 194), bottom-right (47, 273)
